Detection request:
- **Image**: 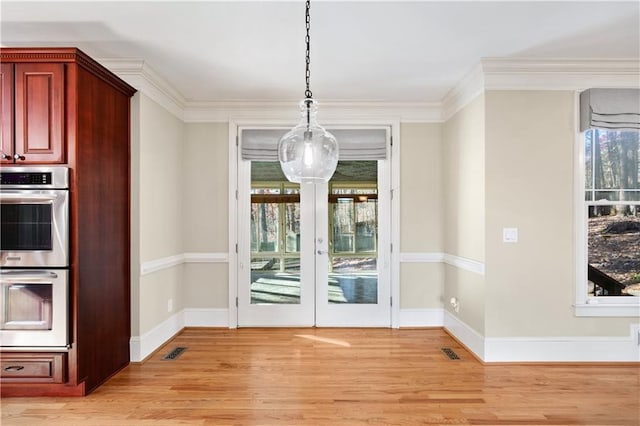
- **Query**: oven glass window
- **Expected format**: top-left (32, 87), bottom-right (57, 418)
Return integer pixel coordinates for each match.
top-left (1, 283), bottom-right (53, 330)
top-left (0, 203), bottom-right (53, 251)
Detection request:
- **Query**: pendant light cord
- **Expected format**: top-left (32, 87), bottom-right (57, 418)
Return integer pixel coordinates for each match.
top-left (305, 0), bottom-right (312, 100)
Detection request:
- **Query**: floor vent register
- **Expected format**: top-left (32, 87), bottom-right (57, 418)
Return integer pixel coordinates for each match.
top-left (440, 347), bottom-right (461, 360)
top-left (162, 347), bottom-right (187, 360)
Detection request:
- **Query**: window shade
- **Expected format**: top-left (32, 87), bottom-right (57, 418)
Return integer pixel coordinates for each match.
top-left (580, 88), bottom-right (640, 132)
top-left (241, 128), bottom-right (388, 161)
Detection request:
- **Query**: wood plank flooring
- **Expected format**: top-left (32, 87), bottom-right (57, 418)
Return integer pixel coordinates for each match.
top-left (2, 328), bottom-right (639, 425)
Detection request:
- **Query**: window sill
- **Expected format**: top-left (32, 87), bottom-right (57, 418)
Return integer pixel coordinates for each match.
top-left (575, 301), bottom-right (640, 317)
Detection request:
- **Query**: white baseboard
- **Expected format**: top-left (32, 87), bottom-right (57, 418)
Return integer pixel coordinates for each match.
top-left (130, 308), bottom-right (230, 362)
top-left (398, 308), bottom-right (444, 327)
top-left (130, 310), bottom-right (185, 362)
top-left (183, 308), bottom-right (229, 327)
top-left (443, 310), bottom-right (486, 360)
top-left (442, 311), bottom-right (640, 363)
top-left (484, 324), bottom-right (640, 362)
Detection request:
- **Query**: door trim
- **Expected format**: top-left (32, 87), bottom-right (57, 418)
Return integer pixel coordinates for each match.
top-left (228, 119), bottom-right (401, 328)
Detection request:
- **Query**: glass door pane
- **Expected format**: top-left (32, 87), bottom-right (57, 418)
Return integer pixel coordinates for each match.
top-left (250, 184), bottom-right (301, 304)
top-left (330, 182), bottom-right (378, 304)
top-left (237, 159), bottom-right (314, 327)
top-left (315, 160), bottom-right (391, 327)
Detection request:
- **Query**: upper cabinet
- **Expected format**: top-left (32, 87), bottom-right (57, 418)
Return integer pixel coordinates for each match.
top-left (1, 62), bottom-right (65, 164)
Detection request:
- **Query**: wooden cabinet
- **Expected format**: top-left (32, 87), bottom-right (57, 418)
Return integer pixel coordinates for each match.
top-left (0, 63), bottom-right (14, 162)
top-left (0, 48), bottom-right (136, 397)
top-left (1, 353), bottom-right (66, 383)
top-left (1, 62), bottom-right (65, 163)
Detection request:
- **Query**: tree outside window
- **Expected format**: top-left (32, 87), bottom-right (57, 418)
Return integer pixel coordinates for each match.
top-left (585, 129), bottom-right (640, 296)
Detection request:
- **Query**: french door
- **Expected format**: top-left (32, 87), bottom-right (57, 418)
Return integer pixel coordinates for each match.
top-left (237, 130), bottom-right (391, 327)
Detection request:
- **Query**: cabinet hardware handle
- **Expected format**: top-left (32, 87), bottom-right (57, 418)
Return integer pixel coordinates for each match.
top-left (1, 152), bottom-right (10, 160)
top-left (4, 365), bottom-right (25, 371)
top-left (13, 154), bottom-right (26, 161)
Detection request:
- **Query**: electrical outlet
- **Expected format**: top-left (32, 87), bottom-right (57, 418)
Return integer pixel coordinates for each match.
top-left (449, 297), bottom-right (460, 313)
top-left (168, 298), bottom-right (173, 313)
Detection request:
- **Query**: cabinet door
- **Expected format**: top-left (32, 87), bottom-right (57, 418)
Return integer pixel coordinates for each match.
top-left (14, 63), bottom-right (65, 163)
top-left (0, 63), bottom-right (14, 163)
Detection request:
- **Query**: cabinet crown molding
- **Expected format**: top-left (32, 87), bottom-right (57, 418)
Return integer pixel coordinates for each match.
top-left (1, 47), bottom-right (137, 97)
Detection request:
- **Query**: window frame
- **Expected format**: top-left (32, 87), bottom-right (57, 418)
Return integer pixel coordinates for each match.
top-left (575, 120), bottom-right (640, 317)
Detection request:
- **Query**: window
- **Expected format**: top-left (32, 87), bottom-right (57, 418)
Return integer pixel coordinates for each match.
top-left (577, 128), bottom-right (640, 315)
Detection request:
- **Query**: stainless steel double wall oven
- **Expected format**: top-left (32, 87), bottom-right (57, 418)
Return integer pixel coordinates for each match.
top-left (0, 167), bottom-right (69, 348)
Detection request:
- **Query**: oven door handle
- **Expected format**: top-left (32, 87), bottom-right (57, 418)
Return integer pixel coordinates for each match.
top-left (0, 193), bottom-right (59, 202)
top-left (0, 271), bottom-right (59, 281)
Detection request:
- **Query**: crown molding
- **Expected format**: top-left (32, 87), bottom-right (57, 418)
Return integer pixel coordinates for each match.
top-left (183, 100), bottom-right (442, 123)
top-left (481, 57), bottom-right (640, 90)
top-left (441, 58), bottom-right (640, 122)
top-left (100, 57), bottom-right (640, 124)
top-left (97, 58), bottom-right (187, 120)
top-left (441, 63), bottom-right (485, 121)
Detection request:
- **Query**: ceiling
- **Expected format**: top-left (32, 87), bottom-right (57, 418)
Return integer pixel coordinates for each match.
top-left (1, 1), bottom-right (639, 104)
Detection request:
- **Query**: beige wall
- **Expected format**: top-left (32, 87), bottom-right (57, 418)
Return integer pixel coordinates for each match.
top-left (139, 95), bottom-right (185, 261)
top-left (139, 266), bottom-right (184, 333)
top-left (484, 90), bottom-right (636, 337)
top-left (399, 123), bottom-right (444, 309)
top-left (400, 123), bottom-right (443, 252)
top-left (182, 123), bottom-right (229, 309)
top-left (400, 263), bottom-right (444, 309)
top-left (444, 264), bottom-right (485, 332)
top-left (183, 123), bottom-right (229, 252)
top-left (184, 263), bottom-right (229, 309)
top-left (443, 95), bottom-right (485, 262)
top-left (442, 95), bottom-right (486, 334)
top-left (134, 94), bottom-right (185, 336)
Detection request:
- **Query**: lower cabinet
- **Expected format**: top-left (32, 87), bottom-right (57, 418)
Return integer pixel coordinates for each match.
top-left (1, 353), bottom-right (66, 384)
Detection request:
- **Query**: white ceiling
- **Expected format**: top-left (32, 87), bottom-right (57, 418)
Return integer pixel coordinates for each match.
top-left (1, 1), bottom-right (639, 104)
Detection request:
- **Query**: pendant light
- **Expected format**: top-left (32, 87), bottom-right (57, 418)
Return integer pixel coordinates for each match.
top-left (278, 0), bottom-right (338, 184)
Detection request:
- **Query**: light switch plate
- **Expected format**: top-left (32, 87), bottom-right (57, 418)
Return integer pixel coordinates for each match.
top-left (503, 228), bottom-right (518, 243)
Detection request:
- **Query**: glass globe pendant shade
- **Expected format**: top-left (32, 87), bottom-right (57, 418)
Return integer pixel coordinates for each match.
top-left (278, 99), bottom-right (338, 184)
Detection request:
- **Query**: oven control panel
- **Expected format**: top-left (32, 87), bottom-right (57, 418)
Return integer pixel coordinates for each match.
top-left (0, 167), bottom-right (68, 189)
top-left (1, 172), bottom-right (52, 186)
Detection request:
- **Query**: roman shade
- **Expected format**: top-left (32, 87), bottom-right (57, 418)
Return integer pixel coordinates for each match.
top-left (580, 88), bottom-right (640, 132)
top-left (241, 128), bottom-right (388, 161)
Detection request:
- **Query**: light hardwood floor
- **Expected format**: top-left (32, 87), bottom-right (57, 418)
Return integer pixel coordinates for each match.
top-left (2, 328), bottom-right (639, 425)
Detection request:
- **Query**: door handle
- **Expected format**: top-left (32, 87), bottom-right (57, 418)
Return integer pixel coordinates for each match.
top-left (0, 193), bottom-right (59, 202)
top-left (0, 270), bottom-right (59, 281)
top-left (317, 250), bottom-right (327, 255)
